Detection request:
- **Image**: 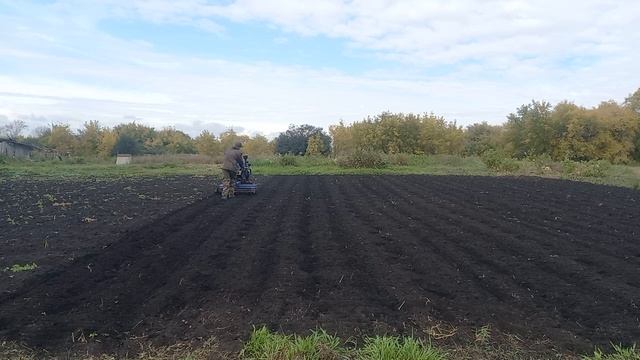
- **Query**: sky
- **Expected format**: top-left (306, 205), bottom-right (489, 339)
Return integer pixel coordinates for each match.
top-left (0, 0), bottom-right (639, 137)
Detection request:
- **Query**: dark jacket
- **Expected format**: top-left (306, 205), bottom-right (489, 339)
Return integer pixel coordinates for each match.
top-left (222, 147), bottom-right (243, 171)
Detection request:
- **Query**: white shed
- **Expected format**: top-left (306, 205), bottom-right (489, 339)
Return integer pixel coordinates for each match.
top-left (116, 154), bottom-right (132, 165)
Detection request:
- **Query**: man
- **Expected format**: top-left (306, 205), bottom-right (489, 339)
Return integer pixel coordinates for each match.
top-left (221, 141), bottom-right (244, 199)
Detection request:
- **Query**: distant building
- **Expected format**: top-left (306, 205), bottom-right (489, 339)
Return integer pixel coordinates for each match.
top-left (116, 154), bottom-right (132, 165)
top-left (0, 138), bottom-right (40, 159)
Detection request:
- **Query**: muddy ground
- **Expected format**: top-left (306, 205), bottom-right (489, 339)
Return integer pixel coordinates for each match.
top-left (0, 175), bottom-right (639, 356)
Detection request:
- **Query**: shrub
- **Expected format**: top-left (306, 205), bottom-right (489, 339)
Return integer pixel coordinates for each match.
top-left (527, 154), bottom-right (555, 174)
top-left (580, 160), bottom-right (611, 178)
top-left (562, 159), bottom-right (611, 178)
top-left (278, 154), bottom-right (298, 166)
top-left (481, 149), bottom-right (520, 173)
top-left (336, 150), bottom-right (388, 169)
top-left (388, 153), bottom-right (410, 166)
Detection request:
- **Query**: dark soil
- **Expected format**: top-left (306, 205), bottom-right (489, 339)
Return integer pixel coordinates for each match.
top-left (1, 175), bottom-right (639, 356)
top-left (0, 176), bottom-right (213, 296)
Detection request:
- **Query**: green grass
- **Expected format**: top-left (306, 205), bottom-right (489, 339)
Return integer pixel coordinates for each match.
top-left (5, 263), bottom-right (38, 273)
top-left (240, 326), bottom-right (346, 360)
top-left (1, 326), bottom-right (638, 359)
top-left (358, 336), bottom-right (446, 360)
top-left (582, 344), bottom-right (640, 360)
top-left (1, 154), bottom-right (639, 190)
top-left (251, 155), bottom-right (491, 176)
top-left (240, 327), bottom-right (445, 360)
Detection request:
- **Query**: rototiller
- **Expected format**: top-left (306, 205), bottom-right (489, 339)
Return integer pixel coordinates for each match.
top-left (216, 154), bottom-right (257, 195)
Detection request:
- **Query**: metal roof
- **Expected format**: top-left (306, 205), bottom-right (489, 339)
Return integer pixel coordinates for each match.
top-left (0, 138), bottom-right (42, 150)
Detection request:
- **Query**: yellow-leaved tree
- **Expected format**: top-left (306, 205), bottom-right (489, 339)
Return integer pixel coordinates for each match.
top-left (77, 120), bottom-right (102, 156)
top-left (98, 128), bottom-right (118, 157)
top-left (244, 134), bottom-right (274, 156)
top-left (194, 130), bottom-right (221, 157)
top-left (305, 134), bottom-right (325, 156)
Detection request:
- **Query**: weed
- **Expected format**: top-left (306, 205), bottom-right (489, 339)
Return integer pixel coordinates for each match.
top-left (580, 160), bottom-right (611, 178)
top-left (562, 160), bottom-right (612, 178)
top-left (35, 199), bottom-right (44, 213)
top-left (388, 153), bottom-right (410, 166)
top-left (480, 150), bottom-right (520, 173)
top-left (474, 325), bottom-right (492, 345)
top-left (278, 154), bottom-right (298, 166)
top-left (358, 336), bottom-right (446, 360)
top-left (0, 341), bottom-right (37, 360)
top-left (7, 263), bottom-right (38, 272)
top-left (527, 154), bottom-right (555, 174)
top-left (337, 150), bottom-right (388, 169)
top-left (582, 344), bottom-right (640, 360)
top-left (240, 326), bottom-right (345, 360)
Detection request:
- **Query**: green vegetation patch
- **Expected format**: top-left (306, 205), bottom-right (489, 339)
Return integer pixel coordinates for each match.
top-left (6, 263), bottom-right (38, 273)
top-left (582, 344), bottom-right (640, 360)
top-left (358, 336), bottom-right (446, 360)
top-left (240, 326), bottom-right (345, 360)
top-left (240, 327), bottom-right (445, 360)
top-left (1, 328), bottom-right (638, 359)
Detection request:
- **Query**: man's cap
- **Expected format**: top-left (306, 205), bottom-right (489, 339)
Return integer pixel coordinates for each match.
top-left (233, 141), bottom-right (243, 148)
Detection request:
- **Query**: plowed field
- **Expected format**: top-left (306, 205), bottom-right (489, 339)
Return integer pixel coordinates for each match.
top-left (1, 175), bottom-right (639, 355)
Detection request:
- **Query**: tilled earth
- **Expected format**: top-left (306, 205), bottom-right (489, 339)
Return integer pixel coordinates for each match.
top-left (0, 175), bottom-right (639, 356)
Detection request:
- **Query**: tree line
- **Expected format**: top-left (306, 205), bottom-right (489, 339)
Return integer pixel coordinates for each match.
top-left (331, 88), bottom-right (640, 163)
top-left (2, 88), bottom-right (639, 163)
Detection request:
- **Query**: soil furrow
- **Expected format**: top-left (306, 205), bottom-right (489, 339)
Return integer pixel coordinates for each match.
top-left (376, 175), bottom-right (640, 347)
top-left (2, 175), bottom-right (639, 355)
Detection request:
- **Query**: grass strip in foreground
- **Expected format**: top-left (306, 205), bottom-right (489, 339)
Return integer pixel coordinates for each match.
top-left (240, 326), bottom-right (445, 360)
top-left (1, 328), bottom-right (639, 359)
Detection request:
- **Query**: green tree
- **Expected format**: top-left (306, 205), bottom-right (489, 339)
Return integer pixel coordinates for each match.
top-left (305, 134), bottom-right (325, 155)
top-left (419, 115), bottom-right (464, 155)
top-left (195, 130), bottom-right (221, 156)
top-left (623, 88), bottom-right (640, 160)
top-left (329, 121), bottom-right (354, 156)
top-left (464, 122), bottom-right (502, 155)
top-left (276, 124), bottom-right (330, 155)
top-left (593, 101), bottom-right (638, 163)
top-left (76, 120), bottom-right (102, 156)
top-left (146, 127), bottom-right (195, 154)
top-left (48, 124), bottom-right (77, 154)
top-left (219, 129), bottom-right (249, 151)
top-left (98, 128), bottom-right (118, 157)
top-left (557, 101), bottom-right (638, 163)
top-left (113, 134), bottom-right (141, 155)
top-left (503, 100), bottom-right (554, 158)
top-left (244, 134), bottom-right (274, 156)
top-left (114, 122), bottom-right (156, 154)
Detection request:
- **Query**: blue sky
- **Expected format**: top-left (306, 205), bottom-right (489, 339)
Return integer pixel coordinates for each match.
top-left (0, 0), bottom-right (639, 137)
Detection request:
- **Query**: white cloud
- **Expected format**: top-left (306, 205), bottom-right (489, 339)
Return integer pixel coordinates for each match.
top-left (0, 0), bottom-right (638, 137)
